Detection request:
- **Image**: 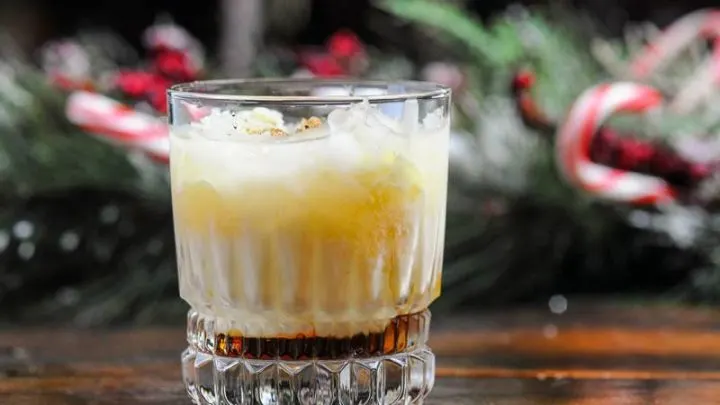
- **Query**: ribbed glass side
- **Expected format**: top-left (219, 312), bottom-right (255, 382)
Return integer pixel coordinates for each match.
top-left (173, 185), bottom-right (445, 338)
top-left (170, 105), bottom-right (448, 338)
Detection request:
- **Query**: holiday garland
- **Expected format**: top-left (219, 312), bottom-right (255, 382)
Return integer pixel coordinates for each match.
top-left (3, 3), bottom-right (720, 326)
top-left (384, 0), bottom-right (720, 307)
top-left (0, 20), bottom-right (417, 326)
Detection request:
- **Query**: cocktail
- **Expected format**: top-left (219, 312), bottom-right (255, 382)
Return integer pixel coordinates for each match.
top-left (168, 79), bottom-right (450, 405)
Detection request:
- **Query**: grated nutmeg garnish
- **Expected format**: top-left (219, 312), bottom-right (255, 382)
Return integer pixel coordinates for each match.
top-left (245, 128), bottom-right (265, 135)
top-left (298, 116), bottom-right (323, 132)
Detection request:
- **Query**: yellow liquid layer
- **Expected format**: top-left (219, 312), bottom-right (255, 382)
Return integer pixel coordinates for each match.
top-left (171, 140), bottom-right (447, 337)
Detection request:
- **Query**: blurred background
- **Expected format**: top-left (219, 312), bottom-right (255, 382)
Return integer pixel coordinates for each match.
top-left (3, 0), bottom-right (720, 327)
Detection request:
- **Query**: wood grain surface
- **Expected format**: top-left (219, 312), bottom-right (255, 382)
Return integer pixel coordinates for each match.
top-left (3, 300), bottom-right (720, 404)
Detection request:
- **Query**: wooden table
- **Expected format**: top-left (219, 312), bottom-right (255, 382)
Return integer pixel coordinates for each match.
top-left (3, 301), bottom-right (720, 404)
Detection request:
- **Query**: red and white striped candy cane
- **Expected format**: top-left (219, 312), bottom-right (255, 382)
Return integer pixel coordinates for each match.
top-left (630, 10), bottom-right (720, 112)
top-left (65, 91), bottom-right (169, 163)
top-left (556, 82), bottom-right (676, 205)
top-left (630, 9), bottom-right (720, 78)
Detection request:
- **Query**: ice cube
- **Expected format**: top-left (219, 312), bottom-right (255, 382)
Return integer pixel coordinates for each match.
top-left (357, 105), bottom-right (410, 158)
top-left (327, 106), bottom-right (358, 133)
top-left (364, 104), bottom-right (402, 136)
top-left (401, 99), bottom-right (419, 134)
top-left (421, 107), bottom-right (445, 131)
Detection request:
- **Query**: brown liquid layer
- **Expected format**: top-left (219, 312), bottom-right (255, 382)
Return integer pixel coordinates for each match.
top-left (189, 310), bottom-right (431, 360)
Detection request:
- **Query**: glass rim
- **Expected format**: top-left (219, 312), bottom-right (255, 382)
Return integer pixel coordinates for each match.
top-left (167, 78), bottom-right (451, 104)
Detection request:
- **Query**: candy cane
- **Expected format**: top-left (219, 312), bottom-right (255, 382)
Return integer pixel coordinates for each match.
top-left (66, 91), bottom-right (169, 163)
top-left (630, 9), bottom-right (720, 78)
top-left (629, 9), bottom-right (720, 112)
top-left (556, 82), bottom-right (676, 205)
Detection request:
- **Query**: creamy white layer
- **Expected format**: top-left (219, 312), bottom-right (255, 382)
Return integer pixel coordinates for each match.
top-left (170, 101), bottom-right (449, 337)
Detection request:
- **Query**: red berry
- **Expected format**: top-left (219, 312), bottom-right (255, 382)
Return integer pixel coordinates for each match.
top-left (153, 50), bottom-right (197, 82)
top-left (512, 70), bottom-right (536, 91)
top-left (115, 71), bottom-right (157, 98)
top-left (302, 54), bottom-right (346, 77)
top-left (327, 30), bottom-right (364, 60)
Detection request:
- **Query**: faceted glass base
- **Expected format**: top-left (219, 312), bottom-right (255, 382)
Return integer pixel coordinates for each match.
top-left (182, 309), bottom-right (435, 404)
top-left (181, 345), bottom-right (435, 405)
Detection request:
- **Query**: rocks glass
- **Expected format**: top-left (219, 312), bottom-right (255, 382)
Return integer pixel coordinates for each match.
top-left (168, 79), bottom-right (450, 405)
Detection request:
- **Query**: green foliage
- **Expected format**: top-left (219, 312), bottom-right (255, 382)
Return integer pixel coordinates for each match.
top-left (0, 63), bottom-right (175, 326)
top-left (382, 0), bottom-right (712, 306)
top-left (381, 0), bottom-right (604, 109)
top-left (1, 1), bottom-right (718, 327)
top-left (0, 66), bottom-right (168, 202)
top-left (380, 0), bottom-right (524, 67)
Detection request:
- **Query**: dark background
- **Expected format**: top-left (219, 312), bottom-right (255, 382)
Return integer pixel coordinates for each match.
top-left (2, 0), bottom-right (719, 56)
top-left (1, 0), bottom-right (719, 325)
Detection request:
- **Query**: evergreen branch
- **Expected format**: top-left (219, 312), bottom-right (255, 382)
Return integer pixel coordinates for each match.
top-left (379, 0), bottom-right (522, 66)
